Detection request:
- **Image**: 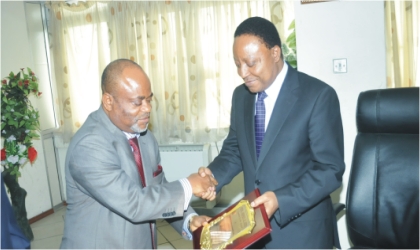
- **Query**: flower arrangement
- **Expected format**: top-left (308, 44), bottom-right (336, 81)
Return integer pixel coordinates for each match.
top-left (1, 68), bottom-right (42, 179)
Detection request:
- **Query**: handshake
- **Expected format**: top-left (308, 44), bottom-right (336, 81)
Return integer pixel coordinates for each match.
top-left (187, 167), bottom-right (218, 201)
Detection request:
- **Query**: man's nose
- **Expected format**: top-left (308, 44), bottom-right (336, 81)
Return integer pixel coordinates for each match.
top-left (238, 65), bottom-right (249, 79)
top-left (142, 101), bottom-right (152, 112)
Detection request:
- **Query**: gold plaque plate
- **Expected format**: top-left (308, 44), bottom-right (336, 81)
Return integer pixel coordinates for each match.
top-left (200, 200), bottom-right (255, 250)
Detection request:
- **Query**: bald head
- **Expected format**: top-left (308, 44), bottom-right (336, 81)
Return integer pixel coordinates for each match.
top-left (101, 59), bottom-right (153, 133)
top-left (101, 59), bottom-right (144, 95)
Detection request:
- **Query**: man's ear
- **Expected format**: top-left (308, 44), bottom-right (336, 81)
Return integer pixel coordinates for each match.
top-left (102, 93), bottom-right (113, 112)
top-left (272, 45), bottom-right (281, 62)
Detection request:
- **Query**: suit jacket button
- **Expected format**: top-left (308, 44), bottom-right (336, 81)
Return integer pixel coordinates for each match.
top-left (255, 180), bottom-right (261, 185)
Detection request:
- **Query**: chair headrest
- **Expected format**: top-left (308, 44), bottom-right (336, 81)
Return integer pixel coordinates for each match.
top-left (357, 87), bottom-right (419, 134)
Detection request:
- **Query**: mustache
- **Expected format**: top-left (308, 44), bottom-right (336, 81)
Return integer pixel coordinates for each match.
top-left (243, 77), bottom-right (255, 82)
top-left (136, 114), bottom-right (150, 120)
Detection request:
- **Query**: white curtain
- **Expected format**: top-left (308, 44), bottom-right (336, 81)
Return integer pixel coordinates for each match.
top-left (46, 1), bottom-right (294, 144)
top-left (385, 1), bottom-right (419, 88)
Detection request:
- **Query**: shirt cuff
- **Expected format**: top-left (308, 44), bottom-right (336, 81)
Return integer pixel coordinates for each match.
top-left (182, 213), bottom-right (198, 240)
top-left (179, 178), bottom-right (192, 211)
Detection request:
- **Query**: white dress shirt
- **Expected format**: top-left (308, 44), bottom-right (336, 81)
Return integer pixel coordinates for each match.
top-left (255, 62), bottom-right (289, 131)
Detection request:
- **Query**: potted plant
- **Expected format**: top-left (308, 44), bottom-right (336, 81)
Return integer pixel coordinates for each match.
top-left (1, 67), bottom-right (42, 241)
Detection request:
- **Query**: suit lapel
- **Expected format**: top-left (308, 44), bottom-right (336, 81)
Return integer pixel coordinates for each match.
top-left (139, 132), bottom-right (153, 186)
top-left (257, 66), bottom-right (300, 168)
top-left (243, 91), bottom-right (258, 167)
top-left (97, 106), bottom-right (142, 186)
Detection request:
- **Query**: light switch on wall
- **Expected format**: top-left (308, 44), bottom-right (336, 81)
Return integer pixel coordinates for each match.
top-left (333, 59), bottom-right (347, 73)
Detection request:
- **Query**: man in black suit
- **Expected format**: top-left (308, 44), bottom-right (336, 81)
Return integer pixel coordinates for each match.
top-left (200, 17), bottom-right (345, 248)
top-left (1, 175), bottom-right (30, 249)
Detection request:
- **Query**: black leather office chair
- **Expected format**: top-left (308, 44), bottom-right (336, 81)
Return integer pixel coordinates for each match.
top-left (336, 87), bottom-right (419, 248)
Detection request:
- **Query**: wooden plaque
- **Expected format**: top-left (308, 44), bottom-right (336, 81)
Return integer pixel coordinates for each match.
top-left (193, 188), bottom-right (271, 249)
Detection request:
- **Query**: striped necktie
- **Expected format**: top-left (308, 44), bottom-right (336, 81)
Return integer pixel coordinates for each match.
top-left (255, 91), bottom-right (267, 159)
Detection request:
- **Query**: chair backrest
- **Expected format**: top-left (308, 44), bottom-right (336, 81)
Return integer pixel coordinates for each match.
top-left (346, 87), bottom-right (419, 248)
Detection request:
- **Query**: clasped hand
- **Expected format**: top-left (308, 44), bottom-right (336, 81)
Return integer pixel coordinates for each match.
top-left (198, 167), bottom-right (279, 219)
top-left (187, 168), bottom-right (218, 201)
top-left (189, 215), bottom-right (212, 232)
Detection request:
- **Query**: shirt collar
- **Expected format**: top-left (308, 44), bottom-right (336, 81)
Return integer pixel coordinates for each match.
top-left (264, 62), bottom-right (288, 98)
top-left (123, 131), bottom-right (139, 140)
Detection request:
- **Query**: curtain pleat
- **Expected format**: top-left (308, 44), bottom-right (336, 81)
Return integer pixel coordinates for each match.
top-left (385, 1), bottom-right (419, 88)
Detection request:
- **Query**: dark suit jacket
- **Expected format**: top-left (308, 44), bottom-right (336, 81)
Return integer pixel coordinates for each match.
top-left (208, 64), bottom-right (345, 248)
top-left (1, 175), bottom-right (30, 249)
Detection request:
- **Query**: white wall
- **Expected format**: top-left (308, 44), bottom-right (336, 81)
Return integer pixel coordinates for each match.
top-left (295, 1), bottom-right (387, 248)
top-left (1, 1), bottom-right (57, 218)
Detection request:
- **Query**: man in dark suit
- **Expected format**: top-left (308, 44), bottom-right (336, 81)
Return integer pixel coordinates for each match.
top-left (200, 17), bottom-right (345, 248)
top-left (1, 175), bottom-right (30, 249)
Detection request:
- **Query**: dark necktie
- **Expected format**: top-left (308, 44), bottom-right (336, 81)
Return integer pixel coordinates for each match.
top-left (129, 137), bottom-right (146, 187)
top-left (255, 91), bottom-right (267, 159)
top-left (128, 137), bottom-right (155, 249)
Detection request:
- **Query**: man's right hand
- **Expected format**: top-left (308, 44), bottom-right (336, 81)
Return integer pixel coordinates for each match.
top-left (187, 173), bottom-right (217, 200)
top-left (198, 167), bottom-right (217, 200)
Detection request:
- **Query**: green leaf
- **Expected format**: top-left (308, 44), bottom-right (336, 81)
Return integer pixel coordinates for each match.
top-left (288, 20), bottom-right (295, 30)
top-left (19, 120), bottom-right (25, 127)
top-left (288, 60), bottom-right (297, 68)
top-left (288, 40), bottom-right (296, 49)
top-left (29, 132), bottom-right (40, 138)
top-left (286, 32), bottom-right (296, 44)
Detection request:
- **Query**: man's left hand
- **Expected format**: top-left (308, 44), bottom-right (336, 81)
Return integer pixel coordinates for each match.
top-left (189, 215), bottom-right (212, 232)
top-left (250, 191), bottom-right (279, 218)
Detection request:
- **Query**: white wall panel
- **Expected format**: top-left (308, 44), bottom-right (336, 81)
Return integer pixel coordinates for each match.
top-left (295, 1), bottom-right (386, 248)
top-left (1, 1), bottom-right (52, 218)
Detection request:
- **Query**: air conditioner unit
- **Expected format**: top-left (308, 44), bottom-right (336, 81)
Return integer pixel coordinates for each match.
top-left (159, 144), bottom-right (216, 209)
